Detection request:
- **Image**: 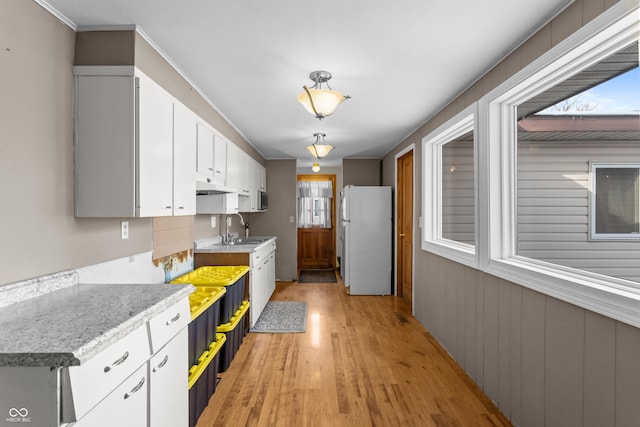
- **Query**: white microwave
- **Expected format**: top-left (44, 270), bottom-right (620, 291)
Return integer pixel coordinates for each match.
top-left (258, 191), bottom-right (268, 211)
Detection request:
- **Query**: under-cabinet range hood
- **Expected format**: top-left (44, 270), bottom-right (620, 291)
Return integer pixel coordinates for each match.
top-left (195, 178), bottom-right (238, 194)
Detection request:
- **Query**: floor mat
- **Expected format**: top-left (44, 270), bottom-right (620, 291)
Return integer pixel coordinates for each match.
top-left (298, 269), bottom-right (337, 283)
top-left (251, 301), bottom-right (307, 333)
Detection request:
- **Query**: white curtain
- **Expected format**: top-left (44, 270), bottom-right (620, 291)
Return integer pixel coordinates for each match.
top-left (297, 180), bottom-right (333, 228)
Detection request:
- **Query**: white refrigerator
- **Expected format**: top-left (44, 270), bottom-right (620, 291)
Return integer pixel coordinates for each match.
top-left (340, 185), bottom-right (392, 295)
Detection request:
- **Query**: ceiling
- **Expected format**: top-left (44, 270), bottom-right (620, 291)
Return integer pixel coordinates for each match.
top-left (41, 0), bottom-right (572, 167)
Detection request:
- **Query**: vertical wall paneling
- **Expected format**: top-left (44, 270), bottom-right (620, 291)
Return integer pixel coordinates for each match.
top-left (474, 272), bottom-right (485, 388)
top-left (584, 311), bottom-right (615, 427)
top-left (615, 322), bottom-right (640, 427)
top-left (508, 285), bottom-right (523, 426)
top-left (482, 274), bottom-right (499, 404)
top-left (521, 288), bottom-right (545, 427)
top-left (544, 298), bottom-right (585, 427)
top-left (497, 279), bottom-right (511, 417)
top-left (462, 267), bottom-right (477, 378)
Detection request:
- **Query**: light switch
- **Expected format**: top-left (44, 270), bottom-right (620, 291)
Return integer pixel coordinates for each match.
top-left (419, 216), bottom-right (423, 228)
top-left (121, 221), bottom-right (129, 239)
top-left (211, 216), bottom-right (217, 228)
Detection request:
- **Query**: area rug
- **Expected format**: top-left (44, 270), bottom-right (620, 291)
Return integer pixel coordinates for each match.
top-left (251, 301), bottom-right (307, 333)
top-left (298, 269), bottom-right (337, 283)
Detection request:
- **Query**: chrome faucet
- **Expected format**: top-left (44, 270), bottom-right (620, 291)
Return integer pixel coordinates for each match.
top-left (224, 212), bottom-right (245, 244)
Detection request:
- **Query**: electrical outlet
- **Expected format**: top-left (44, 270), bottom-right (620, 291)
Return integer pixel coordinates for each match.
top-left (121, 221), bottom-right (129, 239)
top-left (289, 215), bottom-right (294, 223)
top-left (211, 216), bottom-right (217, 228)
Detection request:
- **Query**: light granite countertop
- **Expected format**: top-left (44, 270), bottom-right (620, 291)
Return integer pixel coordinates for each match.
top-left (193, 236), bottom-right (276, 254)
top-left (0, 282), bottom-right (194, 367)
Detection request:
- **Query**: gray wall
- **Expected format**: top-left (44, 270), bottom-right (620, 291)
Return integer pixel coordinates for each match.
top-left (382, 0), bottom-right (640, 425)
top-left (0, 0), bottom-right (261, 285)
top-left (250, 160), bottom-right (298, 280)
top-left (0, 0), bottom-right (152, 285)
top-left (343, 159), bottom-right (381, 186)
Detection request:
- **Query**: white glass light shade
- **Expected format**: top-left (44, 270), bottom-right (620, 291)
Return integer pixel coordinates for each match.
top-left (312, 163), bottom-right (321, 172)
top-left (306, 144), bottom-right (334, 159)
top-left (297, 88), bottom-right (346, 118)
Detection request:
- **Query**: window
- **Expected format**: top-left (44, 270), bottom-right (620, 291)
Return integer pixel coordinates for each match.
top-left (591, 163), bottom-right (640, 239)
top-left (422, 105), bottom-right (477, 268)
top-left (297, 180), bottom-right (333, 228)
top-left (480, 2), bottom-right (640, 326)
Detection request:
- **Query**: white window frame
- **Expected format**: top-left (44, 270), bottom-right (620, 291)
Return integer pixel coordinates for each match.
top-left (478, 2), bottom-right (640, 327)
top-left (422, 104), bottom-right (478, 268)
top-left (589, 162), bottom-right (640, 240)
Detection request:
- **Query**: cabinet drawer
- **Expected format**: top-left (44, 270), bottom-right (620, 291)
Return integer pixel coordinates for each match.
top-left (250, 240), bottom-right (276, 267)
top-left (148, 298), bottom-right (190, 354)
top-left (60, 324), bottom-right (149, 422)
top-left (72, 363), bottom-right (148, 427)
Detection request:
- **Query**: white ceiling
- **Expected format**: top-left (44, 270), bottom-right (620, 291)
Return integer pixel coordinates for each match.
top-left (41, 0), bottom-right (571, 167)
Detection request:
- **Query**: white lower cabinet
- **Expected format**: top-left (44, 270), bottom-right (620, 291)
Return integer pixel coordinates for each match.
top-left (249, 240), bottom-right (277, 327)
top-left (149, 328), bottom-right (188, 427)
top-left (64, 299), bottom-right (191, 427)
top-left (72, 364), bottom-right (148, 427)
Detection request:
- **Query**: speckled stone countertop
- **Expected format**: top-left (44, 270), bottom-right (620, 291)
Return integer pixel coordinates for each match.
top-left (193, 236), bottom-right (276, 253)
top-left (0, 282), bottom-right (194, 367)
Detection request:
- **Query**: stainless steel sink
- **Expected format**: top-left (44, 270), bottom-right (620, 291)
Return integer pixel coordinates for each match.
top-left (228, 237), bottom-right (270, 245)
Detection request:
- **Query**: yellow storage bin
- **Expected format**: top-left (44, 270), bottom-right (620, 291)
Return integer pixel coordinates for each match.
top-left (217, 301), bottom-right (250, 372)
top-left (172, 266), bottom-right (250, 324)
top-left (187, 286), bottom-right (226, 367)
top-left (188, 333), bottom-right (226, 427)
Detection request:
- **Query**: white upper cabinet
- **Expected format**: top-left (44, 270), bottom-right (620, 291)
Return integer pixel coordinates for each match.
top-left (196, 123), bottom-right (227, 187)
top-left (172, 102), bottom-right (197, 215)
top-left (196, 123), bottom-right (214, 180)
top-left (213, 134), bottom-right (227, 184)
top-left (136, 72), bottom-right (174, 217)
top-left (73, 66), bottom-right (195, 217)
top-left (226, 142), bottom-right (250, 196)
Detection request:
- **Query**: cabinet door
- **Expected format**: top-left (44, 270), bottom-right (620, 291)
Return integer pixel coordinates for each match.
top-left (212, 135), bottom-right (227, 184)
top-left (225, 143), bottom-right (242, 193)
top-left (73, 364), bottom-right (148, 427)
top-left (149, 328), bottom-right (188, 427)
top-left (137, 74), bottom-right (174, 217)
top-left (173, 103), bottom-right (197, 215)
top-left (196, 123), bottom-right (214, 178)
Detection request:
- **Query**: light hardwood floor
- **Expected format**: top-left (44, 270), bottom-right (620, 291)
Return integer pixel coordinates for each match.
top-left (197, 275), bottom-right (511, 427)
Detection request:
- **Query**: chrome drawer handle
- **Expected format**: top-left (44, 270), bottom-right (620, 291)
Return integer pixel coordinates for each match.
top-left (152, 355), bottom-right (169, 373)
top-left (123, 377), bottom-right (145, 399)
top-left (166, 312), bottom-right (180, 326)
top-left (104, 351), bottom-right (129, 373)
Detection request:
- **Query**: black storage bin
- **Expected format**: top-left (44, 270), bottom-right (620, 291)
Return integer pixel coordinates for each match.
top-left (218, 301), bottom-right (250, 372)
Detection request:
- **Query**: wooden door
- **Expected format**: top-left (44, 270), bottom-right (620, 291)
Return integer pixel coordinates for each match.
top-left (397, 151), bottom-right (413, 306)
top-left (297, 175), bottom-right (336, 270)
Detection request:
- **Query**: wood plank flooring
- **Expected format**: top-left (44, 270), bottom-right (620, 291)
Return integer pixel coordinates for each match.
top-left (196, 276), bottom-right (511, 427)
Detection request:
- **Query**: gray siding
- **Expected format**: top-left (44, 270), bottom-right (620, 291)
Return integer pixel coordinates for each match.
top-left (518, 140), bottom-right (640, 284)
top-left (442, 141), bottom-right (475, 244)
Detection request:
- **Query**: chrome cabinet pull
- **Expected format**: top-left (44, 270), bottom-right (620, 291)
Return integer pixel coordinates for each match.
top-left (104, 351), bottom-right (129, 373)
top-left (152, 355), bottom-right (169, 372)
top-left (123, 377), bottom-right (145, 399)
top-left (165, 312), bottom-right (180, 326)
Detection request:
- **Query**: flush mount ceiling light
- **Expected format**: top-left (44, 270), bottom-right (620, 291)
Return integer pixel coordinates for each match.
top-left (297, 71), bottom-right (351, 120)
top-left (312, 163), bottom-right (321, 173)
top-left (306, 133), bottom-right (334, 159)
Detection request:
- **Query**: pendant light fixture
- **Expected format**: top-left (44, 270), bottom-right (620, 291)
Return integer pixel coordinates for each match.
top-left (297, 71), bottom-right (350, 120)
top-left (312, 163), bottom-right (321, 173)
top-left (306, 133), bottom-right (334, 159)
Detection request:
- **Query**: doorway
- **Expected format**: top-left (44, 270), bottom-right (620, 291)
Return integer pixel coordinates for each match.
top-left (296, 174), bottom-right (336, 270)
top-left (396, 149), bottom-right (413, 307)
